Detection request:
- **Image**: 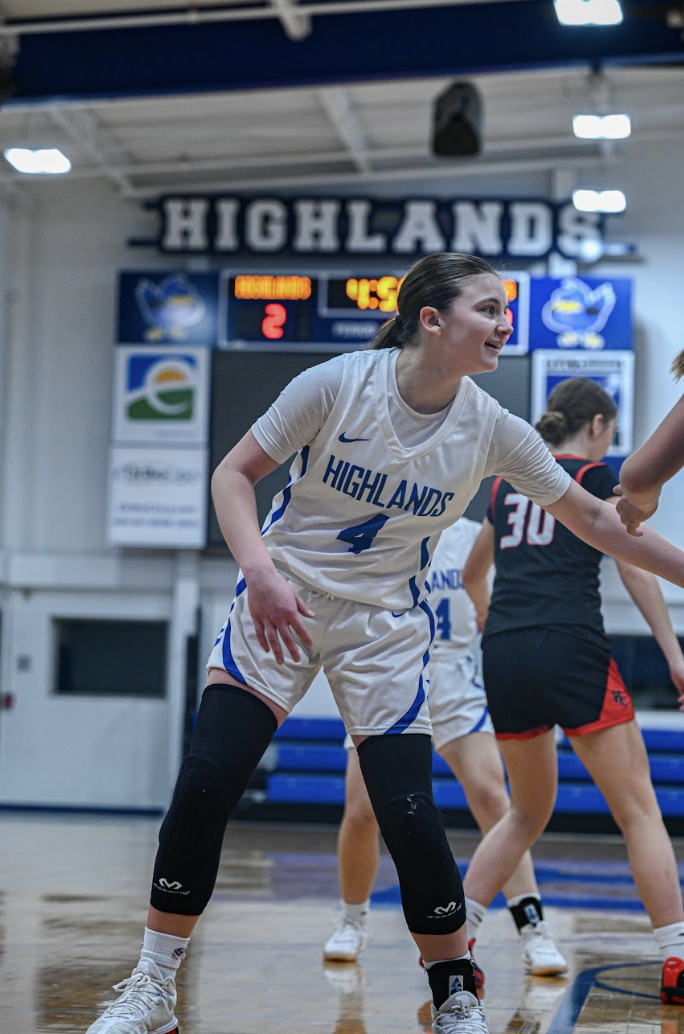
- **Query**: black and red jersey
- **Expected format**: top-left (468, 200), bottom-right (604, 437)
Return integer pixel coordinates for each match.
top-left (482, 455), bottom-right (618, 644)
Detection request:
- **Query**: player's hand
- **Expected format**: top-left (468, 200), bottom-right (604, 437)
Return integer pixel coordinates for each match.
top-left (246, 567), bottom-right (315, 664)
top-left (668, 657), bottom-right (684, 705)
top-left (613, 484), bottom-right (658, 536)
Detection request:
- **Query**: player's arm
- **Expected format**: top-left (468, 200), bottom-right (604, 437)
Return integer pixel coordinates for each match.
top-left (596, 496), bottom-right (684, 711)
top-left (211, 431), bottom-right (314, 663)
top-left (614, 560), bottom-right (684, 712)
top-left (544, 478), bottom-right (684, 590)
top-left (462, 518), bottom-right (495, 633)
top-left (615, 394), bottom-right (684, 535)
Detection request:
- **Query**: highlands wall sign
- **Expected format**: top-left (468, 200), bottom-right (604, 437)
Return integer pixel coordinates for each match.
top-left (130, 194), bottom-right (608, 261)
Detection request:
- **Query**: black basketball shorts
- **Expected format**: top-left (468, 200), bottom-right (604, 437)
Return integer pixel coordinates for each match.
top-left (482, 627), bottom-right (634, 740)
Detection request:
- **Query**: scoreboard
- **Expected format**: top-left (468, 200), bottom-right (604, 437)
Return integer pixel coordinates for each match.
top-left (219, 271), bottom-right (529, 354)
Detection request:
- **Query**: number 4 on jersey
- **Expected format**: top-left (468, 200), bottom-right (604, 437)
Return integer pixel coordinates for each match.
top-left (337, 513), bottom-right (390, 554)
top-left (434, 597), bottom-right (451, 641)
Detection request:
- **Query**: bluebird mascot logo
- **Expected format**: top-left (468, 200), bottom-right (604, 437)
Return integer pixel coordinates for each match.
top-left (541, 277), bottom-right (617, 350)
top-left (135, 273), bottom-right (206, 341)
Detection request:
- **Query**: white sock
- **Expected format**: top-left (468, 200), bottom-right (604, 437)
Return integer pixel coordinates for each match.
top-left (343, 899), bottom-right (370, 925)
top-left (465, 897), bottom-right (487, 939)
top-left (506, 892), bottom-right (541, 909)
top-left (654, 921), bottom-right (684, 962)
top-left (140, 927), bottom-right (190, 980)
top-left (422, 953), bottom-right (471, 969)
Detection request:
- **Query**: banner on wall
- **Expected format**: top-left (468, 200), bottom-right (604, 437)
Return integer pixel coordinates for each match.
top-left (111, 346), bottom-right (210, 445)
top-left (110, 291), bottom-right (212, 547)
top-left (107, 446), bottom-right (209, 548)
top-left (529, 276), bottom-right (632, 352)
top-left (117, 271), bottom-right (219, 345)
top-left (531, 350), bottom-right (635, 457)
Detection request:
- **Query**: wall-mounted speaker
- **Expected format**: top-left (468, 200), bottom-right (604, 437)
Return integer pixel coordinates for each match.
top-left (432, 81), bottom-right (482, 157)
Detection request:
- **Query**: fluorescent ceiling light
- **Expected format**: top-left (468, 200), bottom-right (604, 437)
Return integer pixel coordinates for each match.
top-left (573, 113), bottom-right (631, 139)
top-left (4, 147), bottom-right (71, 174)
top-left (555, 0), bottom-right (623, 26)
top-left (573, 188), bottom-right (626, 213)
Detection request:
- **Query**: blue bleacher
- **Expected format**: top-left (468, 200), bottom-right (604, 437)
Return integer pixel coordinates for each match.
top-left (244, 716), bottom-right (684, 830)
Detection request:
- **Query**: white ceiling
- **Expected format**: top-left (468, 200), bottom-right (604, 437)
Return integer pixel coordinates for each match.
top-left (0, 1), bottom-right (683, 198)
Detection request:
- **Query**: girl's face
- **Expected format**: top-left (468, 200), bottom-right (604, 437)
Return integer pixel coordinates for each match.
top-left (422, 273), bottom-right (513, 374)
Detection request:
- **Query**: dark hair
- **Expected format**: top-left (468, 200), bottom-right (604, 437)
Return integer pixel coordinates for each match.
top-left (371, 252), bottom-right (500, 350)
top-left (536, 377), bottom-right (617, 447)
top-left (672, 348), bottom-right (684, 382)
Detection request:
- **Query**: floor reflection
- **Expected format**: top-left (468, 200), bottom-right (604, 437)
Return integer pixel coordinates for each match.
top-left (1, 815), bottom-right (684, 1033)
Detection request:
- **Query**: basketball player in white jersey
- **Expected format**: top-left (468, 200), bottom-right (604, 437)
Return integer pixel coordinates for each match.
top-left (323, 517), bottom-right (567, 985)
top-left (84, 253), bottom-right (684, 1034)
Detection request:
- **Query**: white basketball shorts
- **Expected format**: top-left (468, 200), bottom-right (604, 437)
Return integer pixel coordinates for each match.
top-left (207, 569), bottom-right (433, 739)
top-left (427, 647), bottom-right (494, 751)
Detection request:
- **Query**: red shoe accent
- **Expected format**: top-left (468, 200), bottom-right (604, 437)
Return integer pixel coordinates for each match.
top-left (418, 954), bottom-right (424, 969)
top-left (468, 938), bottom-right (485, 990)
top-left (661, 956), bottom-right (684, 1005)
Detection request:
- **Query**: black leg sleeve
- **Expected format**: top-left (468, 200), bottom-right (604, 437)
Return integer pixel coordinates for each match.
top-left (357, 734), bottom-right (466, 935)
top-left (150, 685), bottom-right (277, 915)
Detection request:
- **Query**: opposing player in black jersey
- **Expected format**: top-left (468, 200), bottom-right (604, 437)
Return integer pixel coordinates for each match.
top-left (461, 376), bottom-right (684, 1004)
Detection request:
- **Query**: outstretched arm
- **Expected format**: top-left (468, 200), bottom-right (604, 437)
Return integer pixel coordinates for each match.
top-left (544, 478), bottom-right (684, 590)
top-left (615, 394), bottom-right (684, 535)
top-left (211, 430), bottom-right (314, 663)
top-left (462, 519), bottom-right (495, 633)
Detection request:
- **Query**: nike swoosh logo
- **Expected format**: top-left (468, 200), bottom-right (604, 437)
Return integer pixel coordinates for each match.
top-left (392, 611), bottom-right (404, 618)
top-left (339, 432), bottom-right (370, 443)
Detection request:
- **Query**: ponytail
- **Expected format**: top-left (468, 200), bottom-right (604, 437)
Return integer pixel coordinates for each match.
top-left (371, 315), bottom-right (406, 350)
top-left (672, 348), bottom-right (684, 382)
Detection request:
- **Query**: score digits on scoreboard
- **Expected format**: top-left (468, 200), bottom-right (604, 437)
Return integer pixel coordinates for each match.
top-left (342, 276), bottom-right (404, 312)
top-left (221, 271), bottom-right (402, 351)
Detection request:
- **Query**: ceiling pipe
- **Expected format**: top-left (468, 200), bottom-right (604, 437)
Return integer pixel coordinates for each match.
top-left (0, 0), bottom-right (521, 36)
top-left (116, 151), bottom-right (616, 199)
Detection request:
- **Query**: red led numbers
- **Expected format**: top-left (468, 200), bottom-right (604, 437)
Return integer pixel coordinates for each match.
top-left (262, 302), bottom-right (287, 340)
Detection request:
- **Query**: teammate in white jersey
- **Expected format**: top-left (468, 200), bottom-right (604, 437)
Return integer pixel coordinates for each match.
top-left (84, 252), bottom-right (684, 1034)
top-left (323, 518), bottom-right (567, 984)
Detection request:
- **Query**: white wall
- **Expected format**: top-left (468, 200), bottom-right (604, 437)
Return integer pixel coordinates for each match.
top-left (1, 147), bottom-right (684, 806)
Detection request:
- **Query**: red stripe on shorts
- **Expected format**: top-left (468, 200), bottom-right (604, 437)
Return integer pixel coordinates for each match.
top-left (565, 658), bottom-right (634, 737)
top-left (495, 725), bottom-right (551, 742)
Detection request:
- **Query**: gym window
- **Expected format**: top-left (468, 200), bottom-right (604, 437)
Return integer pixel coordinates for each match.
top-left (54, 618), bottom-right (168, 698)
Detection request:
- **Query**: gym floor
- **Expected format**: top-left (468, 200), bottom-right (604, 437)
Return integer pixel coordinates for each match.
top-left (2, 813), bottom-right (682, 1033)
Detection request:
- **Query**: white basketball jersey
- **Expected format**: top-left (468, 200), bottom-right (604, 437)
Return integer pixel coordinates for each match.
top-left (252, 349), bottom-right (569, 610)
top-left (428, 517), bottom-right (484, 651)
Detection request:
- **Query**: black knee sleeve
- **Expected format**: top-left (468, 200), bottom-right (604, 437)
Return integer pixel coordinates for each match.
top-left (151, 684), bottom-right (277, 915)
top-left (357, 734), bottom-right (465, 935)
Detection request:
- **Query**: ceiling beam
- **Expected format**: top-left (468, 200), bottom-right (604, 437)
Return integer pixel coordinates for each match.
top-left (0, 0), bottom-right (521, 37)
top-left (318, 87), bottom-right (371, 172)
top-left (47, 105), bottom-right (135, 193)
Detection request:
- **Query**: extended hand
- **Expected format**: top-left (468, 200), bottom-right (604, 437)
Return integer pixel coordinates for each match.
top-left (614, 484), bottom-right (659, 536)
top-left (668, 658), bottom-right (684, 713)
top-left (247, 568), bottom-right (315, 664)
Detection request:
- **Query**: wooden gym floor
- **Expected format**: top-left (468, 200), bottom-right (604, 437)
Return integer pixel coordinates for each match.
top-left (2, 812), bottom-right (684, 1034)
